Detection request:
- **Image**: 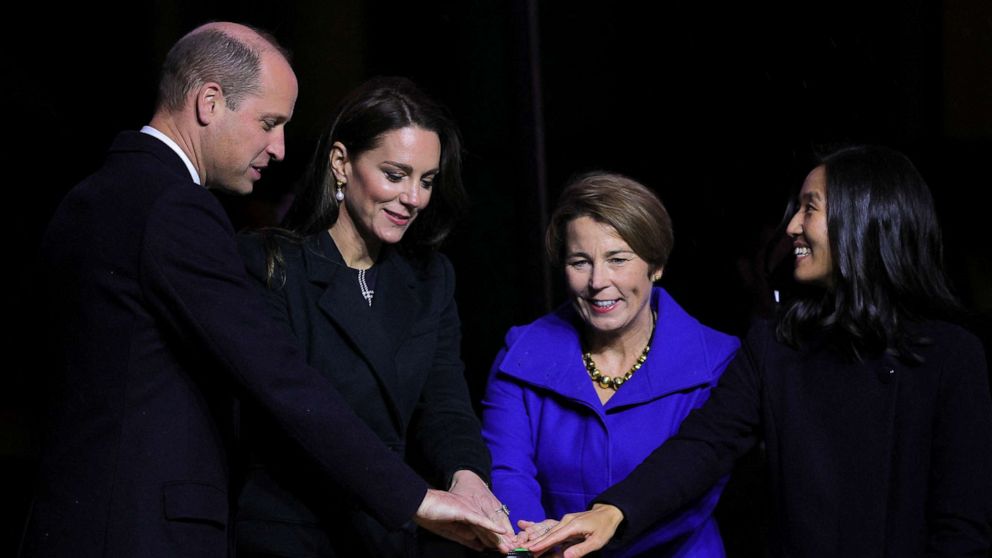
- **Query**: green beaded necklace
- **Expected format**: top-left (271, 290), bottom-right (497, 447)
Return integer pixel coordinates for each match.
top-left (582, 310), bottom-right (657, 391)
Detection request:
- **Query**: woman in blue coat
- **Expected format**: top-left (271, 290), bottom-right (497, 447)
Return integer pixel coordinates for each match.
top-left (482, 172), bottom-right (739, 557)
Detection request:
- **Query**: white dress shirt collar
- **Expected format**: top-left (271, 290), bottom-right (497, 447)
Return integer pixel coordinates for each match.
top-left (140, 125), bottom-right (202, 186)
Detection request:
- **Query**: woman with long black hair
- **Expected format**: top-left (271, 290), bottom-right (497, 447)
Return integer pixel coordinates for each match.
top-left (235, 77), bottom-right (511, 557)
top-left (526, 145), bottom-right (992, 557)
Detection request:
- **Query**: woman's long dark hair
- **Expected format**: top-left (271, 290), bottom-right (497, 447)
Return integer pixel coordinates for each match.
top-left (777, 145), bottom-right (961, 363)
top-left (261, 77), bottom-right (467, 285)
top-left (285, 76), bottom-right (466, 246)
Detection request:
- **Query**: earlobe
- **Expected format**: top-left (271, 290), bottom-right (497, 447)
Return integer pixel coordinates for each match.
top-left (329, 141), bottom-right (350, 183)
top-left (651, 267), bottom-right (664, 282)
top-left (195, 82), bottom-right (224, 126)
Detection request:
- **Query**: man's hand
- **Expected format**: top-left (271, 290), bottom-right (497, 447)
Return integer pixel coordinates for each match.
top-left (448, 469), bottom-right (515, 552)
top-left (414, 488), bottom-right (508, 552)
top-left (525, 504), bottom-right (624, 558)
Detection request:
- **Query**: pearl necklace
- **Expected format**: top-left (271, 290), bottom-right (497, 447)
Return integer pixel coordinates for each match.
top-left (582, 310), bottom-right (656, 391)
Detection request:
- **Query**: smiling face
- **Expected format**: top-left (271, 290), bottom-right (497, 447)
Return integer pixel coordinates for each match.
top-left (786, 165), bottom-right (834, 287)
top-left (202, 51), bottom-right (297, 194)
top-left (330, 126), bottom-right (440, 256)
top-left (564, 216), bottom-right (659, 345)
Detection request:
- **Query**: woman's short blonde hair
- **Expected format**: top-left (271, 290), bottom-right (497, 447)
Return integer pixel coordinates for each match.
top-left (546, 171), bottom-right (673, 273)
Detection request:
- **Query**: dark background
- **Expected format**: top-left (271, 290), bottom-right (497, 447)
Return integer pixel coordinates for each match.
top-left (3, 1), bottom-right (991, 555)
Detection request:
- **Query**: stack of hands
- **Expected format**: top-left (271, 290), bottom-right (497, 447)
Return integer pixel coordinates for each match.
top-left (413, 470), bottom-right (514, 552)
top-left (511, 504), bottom-right (624, 558)
top-left (415, 470), bottom-right (623, 558)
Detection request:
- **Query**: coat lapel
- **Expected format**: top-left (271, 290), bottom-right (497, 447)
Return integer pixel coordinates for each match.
top-left (499, 311), bottom-right (604, 412)
top-left (606, 289), bottom-right (724, 410)
top-left (498, 288), bottom-right (724, 414)
top-left (303, 234), bottom-right (420, 428)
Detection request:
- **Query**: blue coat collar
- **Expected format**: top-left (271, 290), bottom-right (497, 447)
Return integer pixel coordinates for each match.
top-left (497, 288), bottom-right (726, 411)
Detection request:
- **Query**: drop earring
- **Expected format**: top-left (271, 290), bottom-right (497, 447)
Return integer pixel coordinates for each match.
top-left (335, 180), bottom-right (345, 202)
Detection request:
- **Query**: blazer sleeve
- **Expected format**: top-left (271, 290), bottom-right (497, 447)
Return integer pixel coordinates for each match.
top-left (927, 330), bottom-right (992, 555)
top-left (615, 342), bottom-right (738, 552)
top-left (138, 187), bottom-right (428, 529)
top-left (411, 255), bottom-right (491, 486)
top-left (236, 233), bottom-right (296, 338)
top-left (481, 340), bottom-right (547, 530)
top-left (595, 323), bottom-right (764, 544)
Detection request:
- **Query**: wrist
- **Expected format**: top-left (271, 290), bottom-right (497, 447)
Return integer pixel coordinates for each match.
top-left (590, 503), bottom-right (626, 543)
top-left (591, 503), bottom-right (624, 526)
top-left (449, 468), bottom-right (487, 490)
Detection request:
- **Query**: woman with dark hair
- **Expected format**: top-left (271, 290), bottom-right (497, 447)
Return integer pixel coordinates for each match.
top-left (482, 172), bottom-right (739, 556)
top-left (528, 146), bottom-right (992, 557)
top-left (235, 77), bottom-right (511, 557)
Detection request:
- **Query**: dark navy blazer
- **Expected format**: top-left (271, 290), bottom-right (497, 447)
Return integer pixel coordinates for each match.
top-left (235, 233), bottom-right (490, 557)
top-left (22, 132), bottom-right (428, 558)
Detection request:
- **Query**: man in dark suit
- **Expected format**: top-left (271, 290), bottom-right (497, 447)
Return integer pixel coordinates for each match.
top-left (21, 22), bottom-right (508, 558)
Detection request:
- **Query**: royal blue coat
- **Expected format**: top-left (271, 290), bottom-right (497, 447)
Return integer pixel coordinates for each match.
top-left (482, 287), bottom-right (739, 557)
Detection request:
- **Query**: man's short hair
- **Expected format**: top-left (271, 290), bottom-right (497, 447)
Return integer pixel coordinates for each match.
top-left (156, 27), bottom-right (285, 112)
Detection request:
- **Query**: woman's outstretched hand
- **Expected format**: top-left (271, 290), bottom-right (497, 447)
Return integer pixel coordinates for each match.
top-left (447, 469), bottom-right (515, 552)
top-left (414, 488), bottom-right (508, 552)
top-left (525, 504), bottom-right (624, 558)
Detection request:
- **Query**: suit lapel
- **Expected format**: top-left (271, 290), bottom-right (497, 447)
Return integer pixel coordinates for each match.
top-left (304, 234), bottom-right (420, 428)
top-left (370, 248), bottom-right (420, 354)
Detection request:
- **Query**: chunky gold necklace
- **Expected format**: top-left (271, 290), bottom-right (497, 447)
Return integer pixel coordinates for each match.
top-left (582, 310), bottom-right (656, 391)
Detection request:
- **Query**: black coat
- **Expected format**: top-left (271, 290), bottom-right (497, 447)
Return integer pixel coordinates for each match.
top-left (597, 320), bottom-right (992, 557)
top-left (22, 132), bottom-right (428, 558)
top-left (235, 232), bottom-right (490, 557)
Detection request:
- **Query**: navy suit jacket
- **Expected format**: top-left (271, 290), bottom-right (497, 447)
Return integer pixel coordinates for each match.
top-left (235, 233), bottom-right (490, 556)
top-left (22, 132), bottom-right (428, 558)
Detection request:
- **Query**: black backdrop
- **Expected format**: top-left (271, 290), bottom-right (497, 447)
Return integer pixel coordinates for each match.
top-left (3, 1), bottom-right (991, 555)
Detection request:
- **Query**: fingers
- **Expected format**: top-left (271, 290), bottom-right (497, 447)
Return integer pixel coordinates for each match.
top-left (526, 505), bottom-right (622, 556)
top-left (415, 490), bottom-right (494, 548)
top-left (514, 518), bottom-right (558, 545)
top-left (496, 534), bottom-right (516, 554)
top-left (470, 499), bottom-right (508, 533)
top-left (417, 484), bottom-right (542, 554)
top-left (526, 515), bottom-right (591, 553)
top-left (491, 508), bottom-right (520, 552)
top-left (473, 495), bottom-right (513, 546)
top-left (525, 513), bottom-right (578, 552)
top-left (471, 523), bottom-right (515, 554)
top-left (492, 507), bottom-right (515, 540)
top-left (458, 505), bottom-right (506, 535)
top-left (446, 471), bottom-right (512, 538)
top-left (440, 489), bottom-right (507, 533)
